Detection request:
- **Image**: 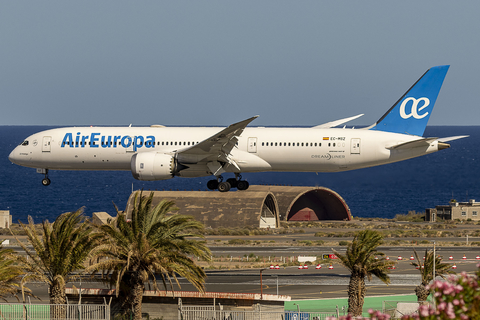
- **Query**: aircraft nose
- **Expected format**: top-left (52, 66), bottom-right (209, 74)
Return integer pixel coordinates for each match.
top-left (8, 148), bottom-right (20, 164)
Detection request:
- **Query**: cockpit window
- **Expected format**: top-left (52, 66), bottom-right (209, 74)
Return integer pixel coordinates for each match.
top-left (21, 141), bottom-right (29, 146)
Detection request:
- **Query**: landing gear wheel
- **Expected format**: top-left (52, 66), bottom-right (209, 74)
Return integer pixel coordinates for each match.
top-left (42, 178), bottom-right (51, 186)
top-left (226, 178), bottom-right (238, 188)
top-left (237, 180), bottom-right (249, 191)
top-left (218, 181), bottom-right (231, 192)
top-left (207, 180), bottom-right (219, 190)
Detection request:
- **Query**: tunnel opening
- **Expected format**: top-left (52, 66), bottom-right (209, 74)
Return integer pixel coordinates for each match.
top-left (260, 193), bottom-right (279, 228)
top-left (287, 189), bottom-right (351, 221)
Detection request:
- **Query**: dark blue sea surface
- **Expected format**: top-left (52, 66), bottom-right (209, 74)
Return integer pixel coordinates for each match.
top-left (1, 126), bottom-right (479, 223)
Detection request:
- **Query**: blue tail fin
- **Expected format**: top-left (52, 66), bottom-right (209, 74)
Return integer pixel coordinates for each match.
top-left (369, 65), bottom-right (449, 136)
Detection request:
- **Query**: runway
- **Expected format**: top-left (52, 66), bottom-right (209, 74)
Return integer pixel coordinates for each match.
top-left (10, 246), bottom-right (480, 302)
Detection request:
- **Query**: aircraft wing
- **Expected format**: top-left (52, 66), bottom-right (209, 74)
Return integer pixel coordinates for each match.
top-left (175, 116), bottom-right (258, 166)
top-left (312, 114), bottom-right (363, 128)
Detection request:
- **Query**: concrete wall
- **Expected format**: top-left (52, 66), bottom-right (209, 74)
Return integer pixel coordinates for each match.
top-left (125, 189), bottom-right (280, 229)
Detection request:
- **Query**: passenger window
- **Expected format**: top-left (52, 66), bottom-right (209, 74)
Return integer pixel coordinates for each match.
top-left (275, 142), bottom-right (277, 146)
top-left (301, 143), bottom-right (304, 146)
top-left (288, 142), bottom-right (291, 146)
top-left (297, 143), bottom-right (299, 146)
top-left (314, 143), bottom-right (317, 147)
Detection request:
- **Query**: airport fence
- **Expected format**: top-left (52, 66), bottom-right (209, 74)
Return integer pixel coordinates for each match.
top-left (180, 306), bottom-right (344, 320)
top-left (0, 303), bottom-right (110, 320)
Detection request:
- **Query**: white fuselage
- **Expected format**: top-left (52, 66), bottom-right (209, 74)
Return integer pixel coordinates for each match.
top-left (9, 126), bottom-right (441, 177)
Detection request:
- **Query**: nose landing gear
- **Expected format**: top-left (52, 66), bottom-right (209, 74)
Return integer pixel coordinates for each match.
top-left (39, 168), bottom-right (51, 186)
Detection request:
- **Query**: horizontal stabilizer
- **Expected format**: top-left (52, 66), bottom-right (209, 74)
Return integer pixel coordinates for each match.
top-left (387, 137), bottom-right (438, 150)
top-left (438, 135), bottom-right (469, 143)
top-left (313, 114), bottom-right (364, 128)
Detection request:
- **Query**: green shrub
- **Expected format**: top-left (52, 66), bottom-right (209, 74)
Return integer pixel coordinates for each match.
top-left (394, 211), bottom-right (425, 222)
top-left (299, 240), bottom-right (313, 246)
top-left (228, 239), bottom-right (250, 245)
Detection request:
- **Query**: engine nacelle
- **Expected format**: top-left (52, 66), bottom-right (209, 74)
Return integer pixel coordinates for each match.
top-left (130, 152), bottom-right (176, 181)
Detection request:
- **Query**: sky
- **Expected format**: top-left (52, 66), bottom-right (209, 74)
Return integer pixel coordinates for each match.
top-left (1, 1), bottom-right (479, 127)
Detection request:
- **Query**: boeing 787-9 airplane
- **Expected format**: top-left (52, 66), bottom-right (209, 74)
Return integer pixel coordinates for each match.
top-left (9, 65), bottom-right (467, 192)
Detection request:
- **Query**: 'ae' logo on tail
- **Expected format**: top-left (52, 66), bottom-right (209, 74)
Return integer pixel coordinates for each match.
top-left (399, 97), bottom-right (430, 120)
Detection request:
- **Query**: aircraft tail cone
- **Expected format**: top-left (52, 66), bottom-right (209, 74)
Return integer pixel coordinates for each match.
top-left (438, 142), bottom-right (450, 151)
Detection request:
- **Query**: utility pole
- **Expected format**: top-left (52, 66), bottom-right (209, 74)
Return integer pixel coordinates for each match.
top-left (260, 268), bottom-right (266, 300)
top-left (433, 241), bottom-right (436, 282)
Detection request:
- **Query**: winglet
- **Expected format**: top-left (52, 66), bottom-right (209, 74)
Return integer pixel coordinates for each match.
top-left (369, 65), bottom-right (449, 136)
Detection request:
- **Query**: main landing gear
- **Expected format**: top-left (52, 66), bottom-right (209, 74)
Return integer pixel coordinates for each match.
top-left (40, 169), bottom-right (51, 186)
top-left (207, 174), bottom-right (249, 192)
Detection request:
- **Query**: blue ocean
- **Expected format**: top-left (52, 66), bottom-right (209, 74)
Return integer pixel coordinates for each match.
top-left (1, 126), bottom-right (479, 223)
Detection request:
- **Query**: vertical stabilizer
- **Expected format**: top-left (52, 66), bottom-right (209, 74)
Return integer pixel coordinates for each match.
top-left (369, 65), bottom-right (449, 136)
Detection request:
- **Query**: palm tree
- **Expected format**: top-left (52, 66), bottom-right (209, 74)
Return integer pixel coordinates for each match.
top-left (411, 248), bottom-right (454, 303)
top-left (89, 191), bottom-right (211, 320)
top-left (11, 209), bottom-right (102, 305)
top-left (332, 230), bottom-right (395, 317)
top-left (0, 244), bottom-right (32, 301)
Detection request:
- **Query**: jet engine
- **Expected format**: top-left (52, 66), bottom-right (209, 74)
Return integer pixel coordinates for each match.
top-left (130, 152), bottom-right (183, 181)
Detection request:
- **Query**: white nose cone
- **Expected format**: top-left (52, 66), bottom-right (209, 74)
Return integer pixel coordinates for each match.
top-left (8, 149), bottom-right (18, 164)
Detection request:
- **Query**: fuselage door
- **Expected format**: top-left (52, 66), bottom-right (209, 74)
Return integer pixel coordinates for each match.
top-left (247, 137), bottom-right (257, 153)
top-left (42, 136), bottom-right (52, 152)
top-left (351, 138), bottom-right (360, 154)
top-left (126, 136), bottom-right (135, 153)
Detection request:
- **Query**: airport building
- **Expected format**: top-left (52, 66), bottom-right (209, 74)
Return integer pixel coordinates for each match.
top-left (123, 185), bottom-right (351, 229)
top-left (426, 199), bottom-right (480, 222)
top-left (0, 211), bottom-right (12, 228)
